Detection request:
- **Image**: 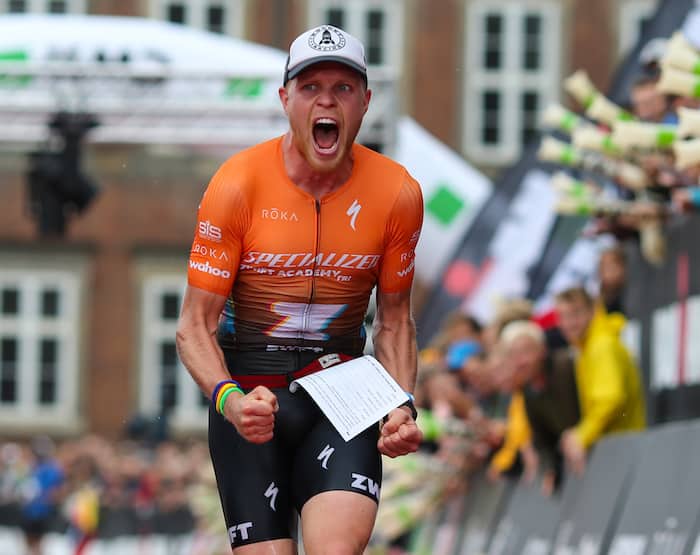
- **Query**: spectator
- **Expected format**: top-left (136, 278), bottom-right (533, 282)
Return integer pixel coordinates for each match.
top-left (673, 186), bottom-right (700, 213)
top-left (499, 320), bottom-right (579, 494)
top-left (555, 287), bottom-right (646, 475)
top-left (629, 73), bottom-right (672, 123)
top-left (20, 436), bottom-right (65, 555)
top-left (597, 244), bottom-right (628, 315)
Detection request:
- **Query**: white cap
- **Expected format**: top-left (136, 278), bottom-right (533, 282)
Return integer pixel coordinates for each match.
top-left (284, 25), bottom-right (367, 85)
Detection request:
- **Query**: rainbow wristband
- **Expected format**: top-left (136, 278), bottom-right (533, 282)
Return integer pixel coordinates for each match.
top-left (211, 379), bottom-right (242, 405)
top-left (212, 380), bottom-right (243, 415)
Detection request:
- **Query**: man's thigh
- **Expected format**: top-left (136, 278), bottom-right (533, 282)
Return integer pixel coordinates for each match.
top-left (291, 415), bottom-right (383, 509)
top-left (300, 491), bottom-right (378, 555)
top-left (209, 406), bottom-right (298, 549)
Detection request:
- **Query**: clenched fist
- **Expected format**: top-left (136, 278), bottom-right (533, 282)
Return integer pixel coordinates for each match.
top-left (378, 406), bottom-right (423, 458)
top-left (223, 385), bottom-right (279, 444)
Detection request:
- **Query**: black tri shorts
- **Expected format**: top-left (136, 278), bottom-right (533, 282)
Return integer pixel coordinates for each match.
top-left (209, 350), bottom-right (383, 549)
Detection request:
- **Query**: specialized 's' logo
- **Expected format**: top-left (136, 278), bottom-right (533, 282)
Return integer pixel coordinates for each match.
top-left (308, 25), bottom-right (346, 52)
top-left (264, 482), bottom-right (278, 511)
top-left (351, 473), bottom-right (380, 499)
top-left (228, 522), bottom-right (253, 543)
top-left (346, 199), bottom-right (361, 231)
top-left (317, 444), bottom-right (335, 470)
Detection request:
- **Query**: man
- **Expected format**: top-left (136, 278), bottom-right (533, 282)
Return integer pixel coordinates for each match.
top-left (496, 320), bottom-right (579, 494)
top-left (176, 25), bottom-right (423, 554)
top-left (555, 287), bottom-right (645, 476)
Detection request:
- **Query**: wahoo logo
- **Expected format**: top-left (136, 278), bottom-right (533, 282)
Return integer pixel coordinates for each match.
top-left (396, 258), bottom-right (415, 278)
top-left (264, 482), bottom-right (278, 511)
top-left (228, 522), bottom-right (253, 543)
top-left (346, 199), bottom-right (361, 230)
top-left (189, 259), bottom-right (232, 279)
top-left (351, 473), bottom-right (380, 499)
top-left (317, 444), bottom-right (335, 470)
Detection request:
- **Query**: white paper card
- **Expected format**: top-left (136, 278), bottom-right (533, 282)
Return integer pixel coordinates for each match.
top-left (289, 355), bottom-right (407, 442)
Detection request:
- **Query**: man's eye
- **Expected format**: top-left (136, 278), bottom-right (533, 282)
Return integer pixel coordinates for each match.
top-left (303, 83), bottom-right (317, 91)
top-left (338, 84), bottom-right (351, 92)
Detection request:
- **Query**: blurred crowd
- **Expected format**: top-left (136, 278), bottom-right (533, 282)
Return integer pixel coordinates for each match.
top-left (374, 242), bottom-right (646, 553)
top-left (0, 433), bottom-right (228, 555)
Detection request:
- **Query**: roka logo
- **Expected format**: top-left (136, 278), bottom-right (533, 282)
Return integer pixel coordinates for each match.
top-left (198, 220), bottom-right (222, 241)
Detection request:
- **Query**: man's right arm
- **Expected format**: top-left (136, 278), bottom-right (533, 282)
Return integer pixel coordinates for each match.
top-left (176, 286), bottom-right (278, 444)
top-left (176, 285), bottom-right (229, 396)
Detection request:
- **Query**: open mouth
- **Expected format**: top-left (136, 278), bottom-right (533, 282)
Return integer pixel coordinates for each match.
top-left (312, 117), bottom-right (340, 155)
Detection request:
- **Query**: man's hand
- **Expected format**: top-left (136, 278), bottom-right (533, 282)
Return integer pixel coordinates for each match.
top-left (519, 444), bottom-right (539, 485)
top-left (378, 406), bottom-right (422, 458)
top-left (560, 428), bottom-right (586, 476)
top-left (223, 385), bottom-right (279, 444)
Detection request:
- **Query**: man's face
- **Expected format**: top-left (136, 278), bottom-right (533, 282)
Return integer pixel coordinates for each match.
top-left (556, 299), bottom-right (594, 345)
top-left (630, 82), bottom-right (668, 122)
top-left (504, 336), bottom-right (545, 391)
top-left (598, 253), bottom-right (626, 290)
top-left (279, 62), bottom-right (371, 173)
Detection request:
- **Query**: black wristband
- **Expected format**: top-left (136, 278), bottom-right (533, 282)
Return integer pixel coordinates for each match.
top-left (400, 398), bottom-right (418, 420)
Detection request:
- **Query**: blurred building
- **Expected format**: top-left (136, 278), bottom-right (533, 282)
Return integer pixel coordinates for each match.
top-left (0, 0), bottom-right (657, 438)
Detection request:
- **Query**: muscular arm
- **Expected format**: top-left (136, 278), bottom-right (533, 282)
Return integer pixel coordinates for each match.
top-left (176, 285), bottom-right (230, 397)
top-left (373, 287), bottom-right (422, 457)
top-left (176, 286), bottom-right (278, 444)
top-left (372, 288), bottom-right (417, 392)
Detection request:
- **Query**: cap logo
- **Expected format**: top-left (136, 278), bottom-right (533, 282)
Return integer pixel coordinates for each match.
top-left (308, 26), bottom-right (346, 52)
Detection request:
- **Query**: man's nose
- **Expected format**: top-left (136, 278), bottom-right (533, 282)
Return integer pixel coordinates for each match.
top-left (316, 88), bottom-right (337, 106)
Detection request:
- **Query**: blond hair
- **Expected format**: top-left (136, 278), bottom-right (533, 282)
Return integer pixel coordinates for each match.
top-left (499, 320), bottom-right (545, 350)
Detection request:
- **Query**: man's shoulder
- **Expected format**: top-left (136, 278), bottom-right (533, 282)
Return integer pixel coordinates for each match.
top-left (220, 136), bottom-right (281, 172)
top-left (354, 144), bottom-right (410, 177)
top-left (209, 137), bottom-right (281, 198)
top-left (353, 144), bottom-right (421, 195)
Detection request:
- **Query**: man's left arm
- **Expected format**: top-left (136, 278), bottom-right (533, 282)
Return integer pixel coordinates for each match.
top-left (373, 287), bottom-right (423, 458)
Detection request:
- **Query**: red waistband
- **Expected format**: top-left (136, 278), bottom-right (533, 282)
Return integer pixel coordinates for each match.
top-left (230, 353), bottom-right (355, 390)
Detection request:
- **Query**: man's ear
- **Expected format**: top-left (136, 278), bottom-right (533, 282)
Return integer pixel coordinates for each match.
top-left (279, 85), bottom-right (289, 113)
top-left (363, 88), bottom-right (372, 115)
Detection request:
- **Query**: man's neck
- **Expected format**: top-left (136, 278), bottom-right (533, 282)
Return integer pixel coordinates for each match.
top-left (282, 133), bottom-right (354, 198)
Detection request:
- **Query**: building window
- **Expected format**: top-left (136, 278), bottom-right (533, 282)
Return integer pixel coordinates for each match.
top-left (140, 275), bottom-right (207, 431)
top-left (48, 0), bottom-right (66, 13)
top-left (465, 2), bottom-right (561, 165)
top-left (149, 0), bottom-right (245, 37)
top-left (484, 14), bottom-right (503, 70)
top-left (206, 4), bottom-right (225, 34)
top-left (309, 0), bottom-right (404, 70)
top-left (1, 0), bottom-right (84, 13)
top-left (326, 7), bottom-right (344, 29)
top-left (0, 266), bottom-right (83, 431)
top-left (8, 0), bottom-right (26, 11)
top-left (521, 90), bottom-right (540, 145)
top-left (166, 2), bottom-right (186, 24)
top-left (522, 13), bottom-right (542, 70)
top-left (618, 0), bottom-right (656, 58)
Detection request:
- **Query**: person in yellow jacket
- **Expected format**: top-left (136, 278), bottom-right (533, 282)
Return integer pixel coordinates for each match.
top-left (554, 287), bottom-right (646, 475)
top-left (487, 389), bottom-right (532, 481)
